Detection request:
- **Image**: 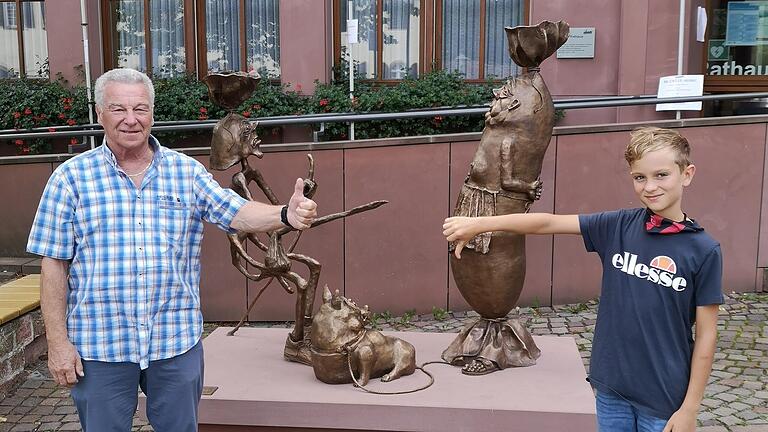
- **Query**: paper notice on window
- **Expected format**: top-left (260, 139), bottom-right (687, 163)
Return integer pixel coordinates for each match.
top-left (656, 75), bottom-right (704, 111)
top-left (725, 2), bottom-right (768, 46)
top-left (697, 7), bottom-right (707, 42)
top-left (347, 19), bottom-right (359, 44)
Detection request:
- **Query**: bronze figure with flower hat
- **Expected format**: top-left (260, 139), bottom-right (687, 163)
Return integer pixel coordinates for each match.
top-left (443, 21), bottom-right (570, 375)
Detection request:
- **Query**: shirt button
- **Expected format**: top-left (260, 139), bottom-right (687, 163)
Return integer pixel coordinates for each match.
top-left (138, 222), bottom-right (142, 226)
top-left (138, 247), bottom-right (143, 251)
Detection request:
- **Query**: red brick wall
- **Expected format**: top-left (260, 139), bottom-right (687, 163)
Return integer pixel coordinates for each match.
top-left (0, 310), bottom-right (46, 399)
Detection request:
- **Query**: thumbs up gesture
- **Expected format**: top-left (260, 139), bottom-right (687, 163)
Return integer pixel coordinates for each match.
top-left (287, 178), bottom-right (318, 230)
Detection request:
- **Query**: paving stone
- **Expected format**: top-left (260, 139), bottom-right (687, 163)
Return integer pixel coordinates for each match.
top-left (57, 423), bottom-right (81, 431)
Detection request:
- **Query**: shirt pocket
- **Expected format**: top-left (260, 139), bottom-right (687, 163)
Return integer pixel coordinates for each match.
top-left (156, 202), bottom-right (191, 255)
top-left (73, 204), bottom-right (103, 249)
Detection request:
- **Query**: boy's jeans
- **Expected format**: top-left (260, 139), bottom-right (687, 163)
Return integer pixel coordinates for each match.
top-left (596, 390), bottom-right (669, 432)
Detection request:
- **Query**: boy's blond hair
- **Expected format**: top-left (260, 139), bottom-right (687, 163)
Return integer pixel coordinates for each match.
top-left (625, 127), bottom-right (691, 171)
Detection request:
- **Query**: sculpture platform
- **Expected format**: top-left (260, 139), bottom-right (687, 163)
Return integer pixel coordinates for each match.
top-left (142, 327), bottom-right (596, 432)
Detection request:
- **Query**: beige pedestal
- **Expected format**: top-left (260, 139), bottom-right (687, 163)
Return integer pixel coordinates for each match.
top-left (141, 327), bottom-right (596, 432)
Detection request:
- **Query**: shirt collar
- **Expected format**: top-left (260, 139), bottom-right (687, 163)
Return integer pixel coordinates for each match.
top-left (101, 135), bottom-right (163, 170)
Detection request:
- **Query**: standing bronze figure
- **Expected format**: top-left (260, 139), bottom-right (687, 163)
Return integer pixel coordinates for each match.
top-left (203, 72), bottom-right (386, 365)
top-left (443, 21), bottom-right (569, 375)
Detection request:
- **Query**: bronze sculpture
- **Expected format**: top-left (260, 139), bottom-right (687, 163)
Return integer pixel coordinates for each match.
top-left (203, 71), bottom-right (386, 365)
top-left (443, 21), bottom-right (570, 375)
top-left (310, 286), bottom-right (417, 385)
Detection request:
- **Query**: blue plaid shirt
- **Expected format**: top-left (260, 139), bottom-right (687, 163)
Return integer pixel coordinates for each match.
top-left (27, 136), bottom-right (246, 369)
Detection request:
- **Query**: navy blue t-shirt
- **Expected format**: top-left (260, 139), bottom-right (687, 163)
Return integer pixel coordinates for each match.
top-left (579, 208), bottom-right (723, 419)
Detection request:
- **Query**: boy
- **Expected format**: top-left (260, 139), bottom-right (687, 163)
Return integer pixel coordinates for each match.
top-left (443, 127), bottom-right (722, 432)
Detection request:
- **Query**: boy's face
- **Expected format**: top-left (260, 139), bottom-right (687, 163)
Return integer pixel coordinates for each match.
top-left (629, 147), bottom-right (695, 221)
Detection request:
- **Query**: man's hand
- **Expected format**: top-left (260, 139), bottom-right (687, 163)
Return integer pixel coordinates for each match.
top-left (47, 338), bottom-right (84, 387)
top-left (287, 178), bottom-right (318, 230)
top-left (443, 217), bottom-right (481, 259)
top-left (662, 407), bottom-right (697, 432)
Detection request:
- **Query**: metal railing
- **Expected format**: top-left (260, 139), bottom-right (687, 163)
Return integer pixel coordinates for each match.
top-left (2, 92), bottom-right (768, 144)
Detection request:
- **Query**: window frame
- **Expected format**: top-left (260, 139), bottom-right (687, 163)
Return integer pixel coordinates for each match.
top-left (332, 0), bottom-right (529, 83)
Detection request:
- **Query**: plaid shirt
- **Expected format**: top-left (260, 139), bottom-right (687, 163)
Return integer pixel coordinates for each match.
top-left (27, 136), bottom-right (246, 369)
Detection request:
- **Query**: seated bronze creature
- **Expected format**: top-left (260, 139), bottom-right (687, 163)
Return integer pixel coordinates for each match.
top-left (310, 287), bottom-right (416, 386)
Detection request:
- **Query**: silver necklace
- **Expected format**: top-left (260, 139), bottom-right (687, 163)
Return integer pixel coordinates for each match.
top-left (124, 158), bottom-right (153, 178)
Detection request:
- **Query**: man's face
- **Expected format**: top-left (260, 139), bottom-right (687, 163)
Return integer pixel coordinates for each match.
top-left (96, 82), bottom-right (153, 153)
top-left (630, 147), bottom-right (695, 220)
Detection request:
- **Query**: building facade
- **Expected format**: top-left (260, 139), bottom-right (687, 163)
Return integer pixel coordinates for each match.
top-left (7, 0), bottom-right (755, 125)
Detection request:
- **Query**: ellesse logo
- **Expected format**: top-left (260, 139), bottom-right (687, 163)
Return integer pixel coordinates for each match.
top-left (611, 252), bottom-right (688, 292)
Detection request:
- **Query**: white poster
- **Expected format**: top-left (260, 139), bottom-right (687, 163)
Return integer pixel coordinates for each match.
top-left (656, 75), bottom-right (704, 111)
top-left (347, 19), bottom-right (359, 44)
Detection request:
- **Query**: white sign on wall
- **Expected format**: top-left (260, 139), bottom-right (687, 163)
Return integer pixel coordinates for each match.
top-left (656, 75), bottom-right (704, 111)
top-left (556, 27), bottom-right (595, 59)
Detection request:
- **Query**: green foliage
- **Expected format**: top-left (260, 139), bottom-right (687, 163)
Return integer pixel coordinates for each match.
top-left (0, 67), bottom-right (519, 154)
top-left (0, 77), bottom-right (89, 154)
top-left (397, 309), bottom-right (417, 327)
top-left (431, 306), bottom-right (448, 321)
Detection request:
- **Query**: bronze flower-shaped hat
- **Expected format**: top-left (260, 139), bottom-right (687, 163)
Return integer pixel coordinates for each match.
top-left (202, 71), bottom-right (261, 110)
top-left (505, 20), bottom-right (570, 68)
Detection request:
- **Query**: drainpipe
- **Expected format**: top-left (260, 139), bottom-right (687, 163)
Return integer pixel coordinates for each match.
top-left (676, 0), bottom-right (685, 120)
top-left (80, 0), bottom-right (96, 149)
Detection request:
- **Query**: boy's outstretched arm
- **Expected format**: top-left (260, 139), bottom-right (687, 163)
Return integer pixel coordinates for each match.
top-left (443, 213), bottom-right (580, 259)
top-left (663, 304), bottom-right (719, 432)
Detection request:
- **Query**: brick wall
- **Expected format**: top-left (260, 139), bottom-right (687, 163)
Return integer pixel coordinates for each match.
top-left (0, 310), bottom-right (45, 399)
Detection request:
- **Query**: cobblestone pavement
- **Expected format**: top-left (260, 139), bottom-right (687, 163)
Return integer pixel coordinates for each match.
top-left (0, 292), bottom-right (765, 431)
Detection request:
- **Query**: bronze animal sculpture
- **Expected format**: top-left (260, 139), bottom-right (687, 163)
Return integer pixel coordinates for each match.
top-left (203, 71), bottom-right (386, 366)
top-left (443, 21), bottom-right (570, 375)
top-left (310, 286), bottom-right (417, 386)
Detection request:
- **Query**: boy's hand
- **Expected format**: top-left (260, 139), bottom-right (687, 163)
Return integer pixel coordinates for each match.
top-left (662, 408), bottom-right (697, 432)
top-left (443, 217), bottom-right (480, 259)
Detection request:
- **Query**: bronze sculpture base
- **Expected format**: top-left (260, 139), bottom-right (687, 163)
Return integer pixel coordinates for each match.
top-left (442, 317), bottom-right (541, 375)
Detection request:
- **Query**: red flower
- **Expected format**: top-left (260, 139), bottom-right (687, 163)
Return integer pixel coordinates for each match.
top-left (21, 147), bottom-right (30, 154)
top-left (66, 119), bottom-right (76, 126)
top-left (253, 104), bottom-right (262, 110)
top-left (63, 105), bottom-right (71, 111)
top-left (13, 112), bottom-right (20, 119)
top-left (199, 107), bottom-right (207, 114)
top-left (433, 115), bottom-right (443, 122)
top-left (296, 84), bottom-right (302, 91)
top-left (62, 97), bottom-right (73, 104)
top-left (23, 108), bottom-right (32, 115)
top-left (58, 113), bottom-right (66, 119)
top-left (48, 127), bottom-right (56, 132)
top-left (198, 114), bottom-right (208, 121)
top-left (70, 137), bottom-right (79, 145)
top-left (242, 111), bottom-right (251, 118)
top-left (319, 98), bottom-right (329, 107)
top-left (14, 139), bottom-right (23, 146)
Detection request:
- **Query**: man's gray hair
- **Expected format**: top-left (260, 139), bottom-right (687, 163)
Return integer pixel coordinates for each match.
top-left (94, 68), bottom-right (155, 108)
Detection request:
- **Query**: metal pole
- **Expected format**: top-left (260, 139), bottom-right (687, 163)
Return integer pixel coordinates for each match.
top-left (348, 0), bottom-right (355, 140)
top-left (80, 0), bottom-right (96, 149)
top-left (676, 0), bottom-right (686, 120)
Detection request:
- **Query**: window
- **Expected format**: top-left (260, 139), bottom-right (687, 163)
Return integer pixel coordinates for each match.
top-left (338, 0), bottom-right (421, 80)
top-left (334, 0), bottom-right (526, 81)
top-left (704, 0), bottom-right (768, 92)
top-left (201, 0), bottom-right (280, 77)
top-left (0, 0), bottom-right (47, 78)
top-left (102, 0), bottom-right (279, 78)
top-left (104, 0), bottom-right (188, 77)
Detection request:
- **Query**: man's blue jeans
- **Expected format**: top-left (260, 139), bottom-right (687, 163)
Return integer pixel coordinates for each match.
top-left (70, 340), bottom-right (204, 432)
top-left (596, 390), bottom-right (669, 432)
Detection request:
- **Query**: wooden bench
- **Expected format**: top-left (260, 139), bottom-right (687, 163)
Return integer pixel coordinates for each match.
top-left (0, 274), bottom-right (45, 398)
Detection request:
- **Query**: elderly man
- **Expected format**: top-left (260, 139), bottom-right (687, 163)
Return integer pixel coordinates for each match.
top-left (27, 68), bottom-right (317, 431)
